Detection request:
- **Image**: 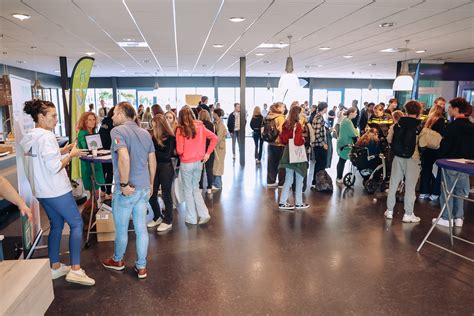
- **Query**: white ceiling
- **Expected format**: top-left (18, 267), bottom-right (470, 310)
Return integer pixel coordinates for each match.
top-left (0, 0), bottom-right (473, 79)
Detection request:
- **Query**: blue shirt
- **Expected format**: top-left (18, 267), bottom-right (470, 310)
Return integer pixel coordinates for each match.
top-left (110, 121), bottom-right (154, 191)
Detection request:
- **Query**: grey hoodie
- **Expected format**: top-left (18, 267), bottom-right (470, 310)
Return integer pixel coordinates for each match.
top-left (20, 128), bottom-right (71, 198)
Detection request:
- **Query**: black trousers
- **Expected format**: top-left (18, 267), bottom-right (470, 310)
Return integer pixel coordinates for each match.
top-left (100, 163), bottom-right (113, 194)
top-left (312, 146), bottom-right (327, 185)
top-left (253, 132), bottom-right (264, 160)
top-left (149, 162), bottom-right (175, 224)
top-left (337, 157), bottom-right (347, 179)
top-left (419, 154), bottom-right (441, 195)
top-left (267, 145), bottom-right (285, 185)
top-left (199, 153), bottom-right (215, 189)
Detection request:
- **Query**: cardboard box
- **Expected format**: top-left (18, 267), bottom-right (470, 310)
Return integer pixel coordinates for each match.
top-left (96, 209), bottom-right (115, 242)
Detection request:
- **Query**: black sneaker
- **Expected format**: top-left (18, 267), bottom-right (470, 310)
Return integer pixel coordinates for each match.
top-left (278, 203), bottom-right (295, 210)
top-left (295, 203), bottom-right (310, 209)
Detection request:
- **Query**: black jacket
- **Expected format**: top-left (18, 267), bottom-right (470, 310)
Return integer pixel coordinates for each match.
top-left (227, 112), bottom-right (246, 133)
top-left (153, 135), bottom-right (176, 163)
top-left (358, 108), bottom-right (369, 133)
top-left (438, 118), bottom-right (474, 159)
top-left (250, 115), bottom-right (264, 134)
top-left (203, 120), bottom-right (215, 150)
top-left (198, 103), bottom-right (211, 114)
top-left (99, 117), bottom-right (114, 150)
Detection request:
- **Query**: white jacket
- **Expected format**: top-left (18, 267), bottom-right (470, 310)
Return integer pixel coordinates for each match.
top-left (20, 128), bottom-right (71, 198)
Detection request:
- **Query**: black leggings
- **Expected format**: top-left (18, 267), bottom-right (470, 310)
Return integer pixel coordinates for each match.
top-left (253, 132), bottom-right (263, 160)
top-left (149, 162), bottom-right (175, 224)
top-left (312, 146), bottom-right (327, 185)
top-left (199, 153), bottom-right (215, 189)
top-left (337, 157), bottom-right (347, 179)
top-left (101, 163), bottom-right (113, 194)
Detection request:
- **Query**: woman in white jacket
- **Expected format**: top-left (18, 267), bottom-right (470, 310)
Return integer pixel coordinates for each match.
top-left (21, 100), bottom-right (95, 286)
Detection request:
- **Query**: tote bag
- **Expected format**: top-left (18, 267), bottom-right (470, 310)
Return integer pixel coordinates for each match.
top-left (289, 127), bottom-right (308, 164)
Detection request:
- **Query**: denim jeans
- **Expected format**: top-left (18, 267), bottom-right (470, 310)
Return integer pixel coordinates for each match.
top-left (231, 130), bottom-right (240, 156)
top-left (180, 161), bottom-right (210, 224)
top-left (213, 176), bottom-right (222, 189)
top-left (386, 156), bottom-right (420, 215)
top-left (112, 188), bottom-right (150, 269)
top-left (280, 168), bottom-right (304, 205)
top-left (440, 170), bottom-right (470, 220)
top-left (38, 191), bottom-right (83, 266)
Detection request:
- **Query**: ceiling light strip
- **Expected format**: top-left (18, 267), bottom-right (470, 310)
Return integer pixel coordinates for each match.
top-left (20, 0), bottom-right (126, 68)
top-left (207, 0), bottom-right (276, 73)
top-left (171, 0), bottom-right (179, 75)
top-left (191, 0), bottom-right (225, 74)
top-left (122, 0), bottom-right (164, 74)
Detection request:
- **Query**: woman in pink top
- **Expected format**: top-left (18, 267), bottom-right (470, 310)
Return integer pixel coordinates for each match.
top-left (176, 106), bottom-right (218, 224)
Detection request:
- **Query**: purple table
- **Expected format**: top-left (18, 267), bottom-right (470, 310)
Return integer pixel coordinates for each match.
top-left (417, 159), bottom-right (474, 262)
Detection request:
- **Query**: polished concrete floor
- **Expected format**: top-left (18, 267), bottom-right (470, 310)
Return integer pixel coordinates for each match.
top-left (6, 139), bottom-right (474, 315)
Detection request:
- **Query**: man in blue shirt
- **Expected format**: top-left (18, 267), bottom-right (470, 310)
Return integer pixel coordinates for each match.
top-left (102, 102), bottom-right (156, 279)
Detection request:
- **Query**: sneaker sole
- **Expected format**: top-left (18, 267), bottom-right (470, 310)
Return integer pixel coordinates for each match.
top-left (51, 271), bottom-right (70, 280)
top-left (134, 268), bottom-right (147, 279)
top-left (65, 275), bottom-right (95, 286)
top-left (199, 217), bottom-right (211, 225)
top-left (157, 225), bottom-right (173, 232)
top-left (295, 205), bottom-right (310, 209)
top-left (102, 263), bottom-right (126, 271)
top-left (402, 219), bottom-right (420, 223)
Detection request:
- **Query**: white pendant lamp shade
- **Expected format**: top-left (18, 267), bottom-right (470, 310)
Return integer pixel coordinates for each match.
top-left (278, 72), bottom-right (299, 90)
top-left (392, 74), bottom-right (413, 91)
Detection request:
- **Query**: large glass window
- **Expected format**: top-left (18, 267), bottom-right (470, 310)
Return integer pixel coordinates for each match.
top-left (254, 88), bottom-right (273, 107)
top-left (344, 89), bottom-right (362, 108)
top-left (177, 88), bottom-right (196, 107)
top-left (327, 90), bottom-right (342, 107)
top-left (378, 89), bottom-right (394, 105)
top-left (96, 89), bottom-right (113, 108)
top-left (156, 88), bottom-right (177, 110)
top-left (218, 88), bottom-right (238, 115)
top-left (85, 88), bottom-right (95, 112)
top-left (118, 89), bottom-right (137, 107)
top-left (137, 90), bottom-right (155, 107)
top-left (362, 89), bottom-right (378, 105)
top-left (313, 89), bottom-right (328, 103)
top-left (196, 88), bottom-right (215, 104)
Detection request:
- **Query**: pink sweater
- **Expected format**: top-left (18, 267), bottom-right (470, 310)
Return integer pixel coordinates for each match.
top-left (176, 120), bottom-right (218, 163)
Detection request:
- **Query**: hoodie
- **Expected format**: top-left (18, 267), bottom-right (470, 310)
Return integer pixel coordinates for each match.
top-left (387, 116), bottom-right (422, 160)
top-left (20, 128), bottom-right (71, 198)
top-left (438, 117), bottom-right (474, 159)
top-left (266, 111), bottom-right (286, 146)
top-left (176, 120), bottom-right (218, 163)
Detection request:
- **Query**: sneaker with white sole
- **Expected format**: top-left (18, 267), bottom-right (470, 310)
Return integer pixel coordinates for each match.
top-left (65, 269), bottom-right (95, 286)
top-left (199, 216), bottom-right (211, 225)
top-left (211, 186), bottom-right (221, 191)
top-left (418, 194), bottom-right (430, 200)
top-left (157, 223), bottom-right (173, 232)
top-left (429, 194), bottom-right (439, 201)
top-left (267, 183), bottom-right (278, 188)
top-left (51, 263), bottom-right (70, 280)
top-left (295, 203), bottom-right (310, 209)
top-left (384, 210), bottom-right (393, 219)
top-left (336, 178), bottom-right (343, 184)
top-left (206, 189), bottom-right (212, 194)
top-left (454, 218), bottom-right (464, 227)
top-left (278, 185), bottom-right (284, 189)
top-left (402, 214), bottom-right (421, 223)
top-left (432, 217), bottom-right (453, 227)
top-left (279, 203), bottom-right (295, 210)
top-left (147, 218), bottom-right (163, 228)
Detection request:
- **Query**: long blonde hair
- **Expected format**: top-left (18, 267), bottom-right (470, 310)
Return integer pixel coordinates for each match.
top-left (253, 106), bottom-right (262, 118)
top-left (198, 109), bottom-right (211, 122)
top-left (178, 106), bottom-right (196, 139)
top-left (424, 103), bottom-right (444, 129)
top-left (152, 114), bottom-right (174, 147)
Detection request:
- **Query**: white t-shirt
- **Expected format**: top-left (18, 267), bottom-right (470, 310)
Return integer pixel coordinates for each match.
top-left (234, 112), bottom-right (240, 131)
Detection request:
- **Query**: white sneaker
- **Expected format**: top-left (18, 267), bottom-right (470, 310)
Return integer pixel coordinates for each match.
top-left (295, 203), bottom-right (310, 209)
top-left (198, 216), bottom-right (211, 225)
top-left (65, 269), bottom-right (95, 286)
top-left (384, 210), bottom-right (393, 219)
top-left (279, 203), bottom-right (295, 210)
top-left (336, 178), bottom-right (343, 184)
top-left (402, 214), bottom-right (421, 223)
top-left (267, 182), bottom-right (278, 188)
top-left (454, 218), bottom-right (464, 227)
top-left (206, 189), bottom-right (212, 194)
top-left (278, 185), bottom-right (284, 189)
top-left (418, 194), bottom-right (430, 200)
top-left (432, 218), bottom-right (453, 227)
top-left (51, 263), bottom-right (70, 280)
top-left (157, 223), bottom-right (173, 232)
top-left (429, 194), bottom-right (439, 201)
top-left (147, 218), bottom-right (163, 228)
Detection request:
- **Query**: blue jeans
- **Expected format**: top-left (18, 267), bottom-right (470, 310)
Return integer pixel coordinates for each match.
top-left (440, 170), bottom-right (470, 220)
top-left (112, 189), bottom-right (150, 269)
top-left (180, 161), bottom-right (210, 224)
top-left (279, 168), bottom-right (304, 205)
top-left (213, 176), bottom-right (222, 189)
top-left (38, 191), bottom-right (83, 266)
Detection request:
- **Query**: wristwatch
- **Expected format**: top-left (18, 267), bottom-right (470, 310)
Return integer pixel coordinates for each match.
top-left (120, 182), bottom-right (129, 188)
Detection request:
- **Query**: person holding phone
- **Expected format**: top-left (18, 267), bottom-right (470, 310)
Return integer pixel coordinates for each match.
top-left (21, 99), bottom-right (95, 286)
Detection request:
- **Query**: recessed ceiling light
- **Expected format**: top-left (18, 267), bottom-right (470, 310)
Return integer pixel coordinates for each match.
top-left (212, 44), bottom-right (224, 48)
top-left (16, 60), bottom-right (26, 64)
top-left (343, 55), bottom-right (353, 58)
top-left (123, 38), bottom-right (135, 41)
top-left (416, 50), bottom-right (426, 53)
top-left (255, 53), bottom-right (265, 56)
top-left (54, 70), bottom-right (60, 73)
top-left (379, 22), bottom-right (395, 28)
top-left (229, 17), bottom-right (245, 23)
top-left (12, 14), bottom-right (31, 21)
top-left (117, 41), bottom-right (148, 48)
top-left (258, 43), bottom-right (288, 49)
top-left (380, 48), bottom-right (402, 53)
top-left (85, 52), bottom-right (95, 56)
top-left (120, 70), bottom-right (126, 73)
top-left (319, 47), bottom-right (331, 50)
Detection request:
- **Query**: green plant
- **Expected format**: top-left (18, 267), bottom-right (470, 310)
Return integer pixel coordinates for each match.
top-left (98, 90), bottom-right (112, 101)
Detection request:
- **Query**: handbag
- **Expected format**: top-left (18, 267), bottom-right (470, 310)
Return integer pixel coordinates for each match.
top-left (288, 127), bottom-right (308, 164)
top-left (419, 127), bottom-right (442, 150)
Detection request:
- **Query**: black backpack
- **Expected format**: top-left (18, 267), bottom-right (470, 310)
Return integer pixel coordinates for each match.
top-left (391, 123), bottom-right (420, 158)
top-left (262, 118), bottom-right (279, 142)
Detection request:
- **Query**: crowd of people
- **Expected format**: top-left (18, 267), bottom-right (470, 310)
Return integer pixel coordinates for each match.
top-left (7, 94), bottom-right (473, 286)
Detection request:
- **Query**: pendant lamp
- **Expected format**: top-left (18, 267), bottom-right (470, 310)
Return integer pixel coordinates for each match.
top-left (278, 35), bottom-right (299, 91)
top-left (31, 46), bottom-right (45, 99)
top-left (392, 40), bottom-right (414, 91)
top-left (153, 71), bottom-right (160, 90)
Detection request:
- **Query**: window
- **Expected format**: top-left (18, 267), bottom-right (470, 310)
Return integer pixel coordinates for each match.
top-left (218, 88), bottom-right (238, 115)
top-left (156, 88), bottom-right (177, 110)
top-left (362, 89), bottom-right (378, 105)
top-left (254, 88), bottom-right (273, 107)
top-left (196, 88), bottom-right (215, 104)
top-left (176, 88), bottom-right (196, 107)
top-left (327, 90), bottom-right (342, 107)
top-left (137, 90), bottom-right (155, 108)
top-left (85, 89), bottom-right (95, 112)
top-left (118, 89), bottom-right (137, 107)
top-left (378, 89), bottom-right (394, 105)
top-left (344, 89), bottom-right (362, 108)
top-left (95, 89), bottom-right (113, 109)
top-left (313, 89), bottom-right (328, 103)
